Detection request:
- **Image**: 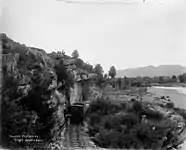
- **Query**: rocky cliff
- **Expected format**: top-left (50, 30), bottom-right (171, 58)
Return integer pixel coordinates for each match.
top-left (1, 33), bottom-right (99, 149)
top-left (1, 33), bottom-right (62, 149)
top-left (48, 50), bottom-right (102, 103)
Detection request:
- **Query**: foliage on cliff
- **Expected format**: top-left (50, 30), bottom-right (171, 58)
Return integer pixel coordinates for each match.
top-left (1, 34), bottom-right (73, 149)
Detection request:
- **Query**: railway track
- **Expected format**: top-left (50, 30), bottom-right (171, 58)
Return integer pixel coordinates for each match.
top-left (49, 102), bottom-right (96, 150)
top-left (49, 101), bottom-right (109, 150)
top-left (49, 123), bottom-right (101, 150)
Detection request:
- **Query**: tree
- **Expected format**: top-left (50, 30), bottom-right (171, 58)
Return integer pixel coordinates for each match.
top-left (85, 63), bottom-right (94, 73)
top-left (172, 75), bottom-right (177, 82)
top-left (94, 64), bottom-right (104, 77)
top-left (57, 51), bottom-right (62, 55)
top-left (71, 50), bottom-right (79, 59)
top-left (104, 74), bottom-right (108, 79)
top-left (158, 76), bottom-right (164, 84)
top-left (62, 50), bottom-right (65, 55)
top-left (75, 58), bottom-right (84, 68)
top-left (183, 73), bottom-right (186, 82)
top-left (108, 66), bottom-right (116, 78)
top-left (178, 74), bottom-right (185, 83)
top-left (153, 77), bottom-right (159, 83)
top-left (117, 78), bottom-right (122, 89)
top-left (74, 59), bottom-right (94, 73)
top-left (123, 76), bottom-right (128, 86)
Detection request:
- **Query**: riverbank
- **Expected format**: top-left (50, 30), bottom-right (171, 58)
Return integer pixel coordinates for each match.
top-left (85, 86), bottom-right (186, 150)
top-left (151, 83), bottom-right (186, 87)
top-left (145, 86), bottom-right (186, 109)
top-left (143, 87), bottom-right (186, 150)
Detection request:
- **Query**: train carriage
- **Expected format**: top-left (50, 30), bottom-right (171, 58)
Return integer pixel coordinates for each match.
top-left (68, 103), bottom-right (85, 125)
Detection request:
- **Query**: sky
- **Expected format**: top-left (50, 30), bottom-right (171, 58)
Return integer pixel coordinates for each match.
top-left (0, 0), bottom-right (186, 73)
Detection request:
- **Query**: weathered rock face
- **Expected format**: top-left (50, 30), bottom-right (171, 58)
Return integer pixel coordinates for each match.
top-left (69, 75), bottom-right (102, 104)
top-left (1, 34), bottom-right (69, 149)
top-left (59, 56), bottom-right (101, 104)
top-left (70, 82), bottom-right (83, 104)
top-left (1, 33), bottom-right (103, 149)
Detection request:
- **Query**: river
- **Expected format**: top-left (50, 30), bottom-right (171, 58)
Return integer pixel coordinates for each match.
top-left (147, 86), bottom-right (186, 109)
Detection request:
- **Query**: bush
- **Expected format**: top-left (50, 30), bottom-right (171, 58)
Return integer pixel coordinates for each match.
top-left (87, 97), bottom-right (120, 116)
top-left (100, 113), bottom-right (140, 132)
top-left (133, 123), bottom-right (168, 149)
top-left (165, 102), bottom-right (175, 109)
top-left (92, 120), bottom-right (172, 149)
top-left (126, 100), bottom-right (143, 115)
top-left (75, 58), bottom-right (94, 73)
top-left (142, 109), bottom-right (164, 120)
top-left (86, 98), bottom-right (176, 149)
top-left (174, 108), bottom-right (186, 121)
top-left (96, 130), bottom-right (122, 148)
top-left (53, 59), bottom-right (74, 98)
top-left (1, 73), bottom-right (42, 148)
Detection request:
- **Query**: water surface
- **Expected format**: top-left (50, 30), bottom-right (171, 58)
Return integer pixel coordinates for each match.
top-left (148, 86), bottom-right (186, 109)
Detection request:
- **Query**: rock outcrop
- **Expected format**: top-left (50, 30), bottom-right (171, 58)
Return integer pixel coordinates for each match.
top-left (1, 33), bottom-right (102, 149)
top-left (1, 34), bottom-right (70, 149)
top-left (49, 52), bottom-right (101, 104)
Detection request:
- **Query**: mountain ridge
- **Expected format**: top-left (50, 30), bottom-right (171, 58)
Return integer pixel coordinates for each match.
top-left (116, 65), bottom-right (186, 77)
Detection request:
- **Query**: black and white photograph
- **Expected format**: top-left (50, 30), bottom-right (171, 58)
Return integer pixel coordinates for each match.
top-left (0, 0), bottom-right (186, 149)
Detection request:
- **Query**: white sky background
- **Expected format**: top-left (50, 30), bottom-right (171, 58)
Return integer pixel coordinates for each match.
top-left (0, 0), bottom-right (186, 73)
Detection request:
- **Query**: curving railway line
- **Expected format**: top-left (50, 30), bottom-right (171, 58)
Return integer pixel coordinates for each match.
top-left (49, 101), bottom-right (106, 150)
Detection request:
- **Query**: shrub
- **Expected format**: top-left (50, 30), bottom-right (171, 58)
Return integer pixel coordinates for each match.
top-left (100, 113), bottom-right (139, 132)
top-left (53, 59), bottom-right (74, 101)
top-left (95, 77), bottom-right (107, 88)
top-left (1, 73), bottom-right (41, 148)
top-left (93, 120), bottom-right (172, 149)
top-left (165, 102), bottom-right (175, 109)
top-left (97, 130), bottom-right (121, 148)
top-left (132, 123), bottom-right (166, 149)
top-left (87, 97), bottom-right (120, 116)
top-left (126, 100), bottom-right (143, 116)
top-left (142, 109), bottom-right (164, 120)
top-left (86, 98), bottom-right (177, 149)
top-left (75, 58), bottom-right (94, 73)
top-left (88, 113), bottom-right (101, 125)
top-left (174, 108), bottom-right (186, 120)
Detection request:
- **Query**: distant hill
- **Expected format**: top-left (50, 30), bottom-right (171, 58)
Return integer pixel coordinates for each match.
top-left (116, 65), bottom-right (186, 77)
